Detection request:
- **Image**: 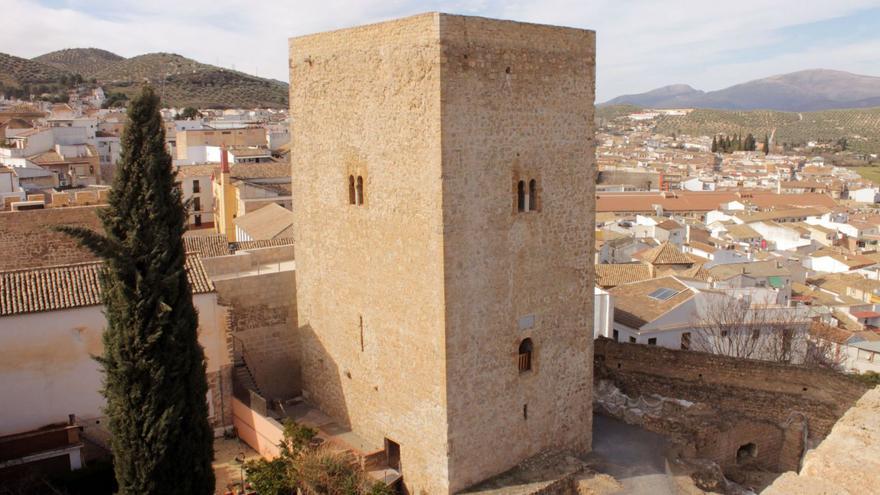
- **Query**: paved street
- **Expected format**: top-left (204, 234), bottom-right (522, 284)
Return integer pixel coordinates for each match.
top-left (589, 414), bottom-right (678, 495)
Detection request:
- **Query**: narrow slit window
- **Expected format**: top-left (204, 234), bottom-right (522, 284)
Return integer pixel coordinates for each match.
top-left (517, 180), bottom-right (525, 212)
top-left (356, 176), bottom-right (364, 205)
top-left (348, 175), bottom-right (356, 204)
top-left (528, 179), bottom-right (538, 211)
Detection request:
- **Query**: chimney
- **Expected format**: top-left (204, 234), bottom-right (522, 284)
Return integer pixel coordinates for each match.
top-left (220, 145), bottom-right (230, 174)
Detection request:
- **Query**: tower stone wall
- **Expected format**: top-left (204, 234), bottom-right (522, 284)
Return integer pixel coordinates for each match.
top-left (289, 13), bottom-right (595, 494)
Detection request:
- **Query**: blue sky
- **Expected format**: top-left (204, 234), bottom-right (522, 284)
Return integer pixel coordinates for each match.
top-left (5, 0), bottom-right (880, 101)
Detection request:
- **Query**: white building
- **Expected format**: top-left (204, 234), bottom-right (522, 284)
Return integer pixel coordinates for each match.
top-left (0, 257), bottom-right (231, 438)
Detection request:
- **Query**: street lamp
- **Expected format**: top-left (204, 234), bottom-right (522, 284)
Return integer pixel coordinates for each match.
top-left (233, 451), bottom-right (246, 495)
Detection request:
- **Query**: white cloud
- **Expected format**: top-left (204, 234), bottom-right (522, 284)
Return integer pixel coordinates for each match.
top-left (3, 0), bottom-right (879, 100)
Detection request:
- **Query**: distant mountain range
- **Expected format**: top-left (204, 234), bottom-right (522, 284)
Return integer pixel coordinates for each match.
top-left (0, 48), bottom-right (288, 109)
top-left (603, 69), bottom-right (880, 112)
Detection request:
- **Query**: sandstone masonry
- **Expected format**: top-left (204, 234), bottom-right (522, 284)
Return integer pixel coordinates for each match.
top-left (290, 13), bottom-right (596, 494)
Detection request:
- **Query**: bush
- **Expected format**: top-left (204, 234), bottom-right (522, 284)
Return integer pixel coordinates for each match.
top-left (243, 419), bottom-right (392, 495)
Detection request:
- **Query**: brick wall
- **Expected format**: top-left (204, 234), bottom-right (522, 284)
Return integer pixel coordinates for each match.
top-left (0, 206), bottom-right (102, 271)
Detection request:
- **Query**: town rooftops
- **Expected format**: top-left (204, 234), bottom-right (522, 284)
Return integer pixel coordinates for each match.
top-left (723, 223), bottom-right (761, 240)
top-left (734, 207), bottom-right (828, 224)
top-left (809, 249), bottom-right (877, 270)
top-left (609, 276), bottom-right (694, 329)
top-left (0, 256), bottom-right (213, 316)
top-left (596, 191), bottom-right (838, 214)
top-left (708, 260), bottom-right (791, 281)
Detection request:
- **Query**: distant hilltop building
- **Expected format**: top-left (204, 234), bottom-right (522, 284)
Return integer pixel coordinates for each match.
top-left (289, 13), bottom-right (596, 494)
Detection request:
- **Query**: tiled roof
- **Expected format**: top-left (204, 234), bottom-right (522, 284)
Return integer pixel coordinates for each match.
top-left (708, 260), bottom-right (791, 281)
top-left (0, 256), bottom-right (213, 316)
top-left (595, 263), bottom-right (652, 288)
top-left (183, 233), bottom-right (231, 258)
top-left (232, 238), bottom-right (295, 252)
top-left (596, 191), bottom-right (837, 213)
top-left (735, 207), bottom-right (828, 223)
top-left (724, 223), bottom-right (761, 240)
top-left (233, 203), bottom-right (294, 240)
top-left (635, 242), bottom-right (694, 265)
top-left (609, 276), bottom-right (694, 329)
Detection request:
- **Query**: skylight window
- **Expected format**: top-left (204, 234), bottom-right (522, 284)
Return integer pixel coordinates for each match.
top-left (648, 288), bottom-right (679, 300)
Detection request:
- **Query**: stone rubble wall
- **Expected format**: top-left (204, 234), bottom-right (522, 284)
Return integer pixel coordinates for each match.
top-left (762, 386), bottom-right (880, 495)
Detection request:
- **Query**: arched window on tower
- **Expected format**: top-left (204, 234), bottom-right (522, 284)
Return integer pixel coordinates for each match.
top-left (348, 175), bottom-right (356, 205)
top-left (517, 180), bottom-right (525, 212)
top-left (356, 176), bottom-right (364, 205)
top-left (518, 338), bottom-right (533, 373)
top-left (528, 179), bottom-right (538, 211)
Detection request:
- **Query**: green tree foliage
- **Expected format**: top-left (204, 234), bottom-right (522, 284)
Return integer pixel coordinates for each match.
top-left (244, 419), bottom-right (393, 495)
top-left (178, 107), bottom-right (202, 120)
top-left (711, 135), bottom-right (718, 153)
top-left (59, 86), bottom-right (215, 494)
top-left (102, 92), bottom-right (129, 109)
top-left (763, 134), bottom-right (770, 155)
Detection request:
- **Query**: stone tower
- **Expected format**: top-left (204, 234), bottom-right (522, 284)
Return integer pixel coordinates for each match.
top-left (290, 13), bottom-right (596, 494)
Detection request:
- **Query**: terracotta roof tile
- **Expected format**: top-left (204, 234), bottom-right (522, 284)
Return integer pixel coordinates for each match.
top-left (0, 256), bottom-right (213, 316)
top-left (595, 263), bottom-right (653, 288)
top-left (634, 242), bottom-right (694, 265)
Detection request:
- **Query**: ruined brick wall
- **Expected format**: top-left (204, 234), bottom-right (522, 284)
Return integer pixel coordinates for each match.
top-left (594, 339), bottom-right (867, 472)
top-left (214, 270), bottom-right (299, 400)
top-left (0, 206), bottom-right (102, 271)
top-left (291, 13), bottom-right (595, 494)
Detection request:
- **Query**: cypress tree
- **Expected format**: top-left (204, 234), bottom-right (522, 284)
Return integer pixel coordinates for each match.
top-left (60, 87), bottom-right (214, 494)
top-left (763, 134), bottom-right (770, 155)
top-left (711, 135), bottom-right (718, 153)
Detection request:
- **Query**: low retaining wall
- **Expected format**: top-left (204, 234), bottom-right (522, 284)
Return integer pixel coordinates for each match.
top-left (232, 397), bottom-right (283, 459)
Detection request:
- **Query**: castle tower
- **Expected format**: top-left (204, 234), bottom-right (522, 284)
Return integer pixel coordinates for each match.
top-left (290, 13), bottom-right (596, 494)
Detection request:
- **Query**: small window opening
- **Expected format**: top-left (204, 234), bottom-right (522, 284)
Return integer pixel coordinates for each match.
top-left (505, 66), bottom-right (511, 74)
top-left (528, 179), bottom-right (538, 211)
top-left (681, 332), bottom-right (691, 350)
top-left (629, 337), bottom-right (636, 344)
top-left (736, 443), bottom-right (757, 464)
top-left (517, 180), bottom-right (525, 212)
top-left (356, 176), bottom-right (364, 205)
top-left (359, 315), bottom-right (364, 352)
top-left (613, 329), bottom-right (619, 342)
top-left (523, 404), bottom-right (528, 420)
top-left (518, 338), bottom-right (533, 373)
top-left (385, 439), bottom-right (401, 471)
top-left (648, 337), bottom-right (657, 346)
top-left (348, 175), bottom-right (356, 205)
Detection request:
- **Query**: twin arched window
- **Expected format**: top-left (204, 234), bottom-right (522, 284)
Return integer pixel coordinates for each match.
top-left (516, 178), bottom-right (539, 212)
top-left (348, 175), bottom-right (365, 205)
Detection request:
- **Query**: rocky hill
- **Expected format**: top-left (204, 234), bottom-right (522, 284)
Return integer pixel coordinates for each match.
top-left (91, 52), bottom-right (288, 109)
top-left (33, 48), bottom-right (124, 78)
top-left (0, 49), bottom-right (288, 108)
top-left (0, 52), bottom-right (75, 99)
top-left (604, 69), bottom-right (880, 112)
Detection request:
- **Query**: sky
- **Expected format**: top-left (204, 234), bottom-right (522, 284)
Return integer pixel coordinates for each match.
top-left (4, 0), bottom-right (880, 101)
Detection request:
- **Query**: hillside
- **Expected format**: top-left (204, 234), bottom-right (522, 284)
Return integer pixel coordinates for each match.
top-left (92, 52), bottom-right (287, 108)
top-left (604, 84), bottom-right (703, 108)
top-left (652, 107), bottom-right (880, 154)
top-left (33, 48), bottom-right (124, 78)
top-left (0, 52), bottom-right (75, 99)
top-left (603, 69), bottom-right (880, 112)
